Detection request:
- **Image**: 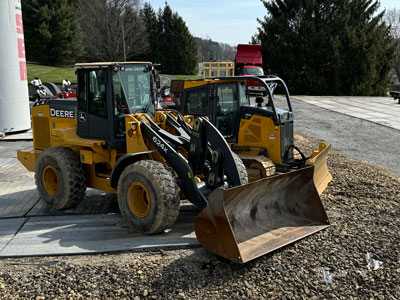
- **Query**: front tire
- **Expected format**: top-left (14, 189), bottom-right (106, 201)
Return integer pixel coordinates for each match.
top-left (35, 147), bottom-right (86, 209)
top-left (117, 160), bottom-right (180, 234)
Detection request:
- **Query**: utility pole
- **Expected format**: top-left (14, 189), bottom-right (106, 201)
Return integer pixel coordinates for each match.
top-left (121, 21), bottom-right (127, 62)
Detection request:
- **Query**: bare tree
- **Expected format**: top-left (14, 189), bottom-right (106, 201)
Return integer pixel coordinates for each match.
top-left (78, 0), bottom-right (149, 62)
top-left (196, 36), bottom-right (236, 62)
top-left (385, 8), bottom-right (400, 84)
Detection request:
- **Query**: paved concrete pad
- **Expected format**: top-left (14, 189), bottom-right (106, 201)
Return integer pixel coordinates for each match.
top-left (0, 213), bottom-right (198, 257)
top-left (0, 140), bottom-right (199, 257)
top-left (0, 218), bottom-right (25, 251)
top-left (26, 189), bottom-right (119, 217)
top-left (293, 96), bottom-right (400, 130)
top-left (0, 142), bottom-right (38, 218)
top-left (292, 99), bottom-right (400, 174)
top-left (0, 187), bottom-right (39, 218)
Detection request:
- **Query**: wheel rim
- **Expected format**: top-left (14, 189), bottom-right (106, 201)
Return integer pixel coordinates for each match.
top-left (42, 165), bottom-right (60, 195)
top-left (127, 182), bottom-right (151, 218)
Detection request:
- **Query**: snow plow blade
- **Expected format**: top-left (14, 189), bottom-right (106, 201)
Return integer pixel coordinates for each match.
top-left (195, 166), bottom-right (329, 263)
top-left (307, 143), bottom-right (332, 195)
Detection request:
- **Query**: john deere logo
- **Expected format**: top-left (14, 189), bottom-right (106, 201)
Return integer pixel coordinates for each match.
top-left (79, 112), bottom-right (86, 122)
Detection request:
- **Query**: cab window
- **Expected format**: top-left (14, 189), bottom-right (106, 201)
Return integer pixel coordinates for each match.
top-left (216, 83), bottom-right (238, 139)
top-left (184, 88), bottom-right (208, 115)
top-left (77, 70), bottom-right (88, 111)
top-left (238, 81), bottom-right (249, 105)
top-left (88, 70), bottom-right (107, 118)
top-left (243, 66), bottom-right (264, 75)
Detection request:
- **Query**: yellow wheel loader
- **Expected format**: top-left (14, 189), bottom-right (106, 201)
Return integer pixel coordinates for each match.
top-left (167, 76), bottom-right (332, 195)
top-left (17, 63), bottom-right (329, 263)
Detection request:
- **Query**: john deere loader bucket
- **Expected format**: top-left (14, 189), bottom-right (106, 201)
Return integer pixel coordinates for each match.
top-left (307, 143), bottom-right (332, 195)
top-left (195, 166), bottom-right (329, 263)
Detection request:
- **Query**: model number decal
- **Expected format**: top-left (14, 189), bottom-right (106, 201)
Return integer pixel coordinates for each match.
top-left (50, 108), bottom-right (75, 119)
top-left (152, 136), bottom-right (168, 153)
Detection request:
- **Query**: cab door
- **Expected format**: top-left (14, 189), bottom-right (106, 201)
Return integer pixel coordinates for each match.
top-left (76, 69), bottom-right (111, 140)
top-left (213, 82), bottom-right (240, 141)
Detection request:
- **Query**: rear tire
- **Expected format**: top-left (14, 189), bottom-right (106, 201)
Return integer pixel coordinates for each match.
top-left (35, 147), bottom-right (86, 209)
top-left (117, 160), bottom-right (180, 234)
top-left (232, 152), bottom-right (248, 185)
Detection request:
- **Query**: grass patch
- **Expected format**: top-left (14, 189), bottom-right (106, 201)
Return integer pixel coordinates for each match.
top-left (27, 63), bottom-right (202, 83)
top-left (27, 63), bottom-right (76, 83)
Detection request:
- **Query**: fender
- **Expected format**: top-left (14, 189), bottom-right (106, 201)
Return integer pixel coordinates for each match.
top-left (110, 151), bottom-right (154, 189)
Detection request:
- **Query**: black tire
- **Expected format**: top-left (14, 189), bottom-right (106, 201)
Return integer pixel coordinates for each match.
top-left (117, 160), bottom-right (180, 234)
top-left (232, 152), bottom-right (248, 185)
top-left (35, 147), bottom-right (86, 209)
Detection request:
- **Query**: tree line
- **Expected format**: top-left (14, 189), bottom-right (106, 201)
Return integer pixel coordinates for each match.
top-left (22, 0), bottom-right (399, 94)
top-left (253, 0), bottom-right (399, 96)
top-left (21, 0), bottom-right (236, 75)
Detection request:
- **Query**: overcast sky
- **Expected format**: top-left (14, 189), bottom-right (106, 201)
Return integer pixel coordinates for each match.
top-left (149, 0), bottom-right (400, 45)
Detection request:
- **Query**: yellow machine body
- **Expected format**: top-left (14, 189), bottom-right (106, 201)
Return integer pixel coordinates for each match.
top-left (18, 104), bottom-right (174, 193)
top-left (171, 78), bottom-right (332, 193)
top-left (17, 64), bottom-right (331, 264)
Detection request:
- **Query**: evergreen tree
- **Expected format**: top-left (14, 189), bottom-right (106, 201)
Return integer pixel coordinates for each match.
top-left (140, 3), bottom-right (161, 63)
top-left (162, 4), bottom-right (197, 74)
top-left (22, 0), bottom-right (83, 66)
top-left (256, 0), bottom-right (395, 95)
top-left (141, 3), bottom-right (197, 75)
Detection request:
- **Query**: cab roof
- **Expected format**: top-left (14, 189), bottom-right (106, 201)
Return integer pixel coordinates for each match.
top-left (171, 77), bottom-right (248, 93)
top-left (74, 62), bottom-right (152, 69)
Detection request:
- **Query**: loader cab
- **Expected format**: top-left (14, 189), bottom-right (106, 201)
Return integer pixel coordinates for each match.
top-left (75, 62), bottom-right (155, 149)
top-left (174, 79), bottom-right (249, 142)
top-left (213, 81), bottom-right (249, 140)
top-left (174, 76), bottom-right (295, 163)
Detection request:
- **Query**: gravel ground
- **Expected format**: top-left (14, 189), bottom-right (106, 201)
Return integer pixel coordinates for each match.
top-left (0, 135), bottom-right (399, 300)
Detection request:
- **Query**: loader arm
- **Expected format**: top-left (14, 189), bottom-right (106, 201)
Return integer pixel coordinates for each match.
top-left (140, 115), bottom-right (242, 209)
top-left (189, 117), bottom-right (242, 188)
top-left (139, 120), bottom-right (208, 209)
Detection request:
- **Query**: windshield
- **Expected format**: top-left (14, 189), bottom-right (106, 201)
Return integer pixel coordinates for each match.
top-left (238, 81), bottom-right (249, 105)
top-left (244, 67), bottom-right (264, 75)
top-left (113, 64), bottom-right (154, 114)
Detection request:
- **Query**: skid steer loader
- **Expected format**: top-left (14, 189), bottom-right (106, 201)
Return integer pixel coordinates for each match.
top-left (167, 76), bottom-right (332, 195)
top-left (17, 62), bottom-right (329, 263)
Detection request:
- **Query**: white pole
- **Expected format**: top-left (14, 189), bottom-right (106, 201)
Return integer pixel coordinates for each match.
top-left (0, 0), bottom-right (30, 133)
